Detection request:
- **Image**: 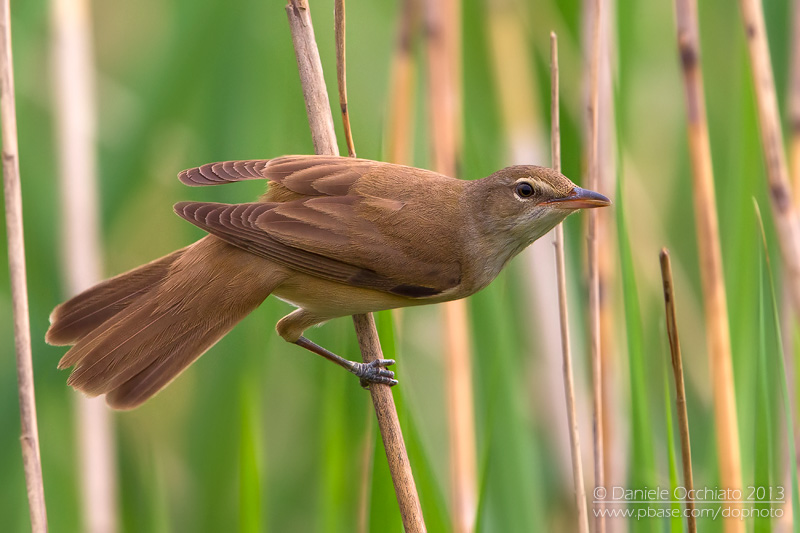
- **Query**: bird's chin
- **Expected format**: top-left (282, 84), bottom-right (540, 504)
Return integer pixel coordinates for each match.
top-left (516, 208), bottom-right (572, 247)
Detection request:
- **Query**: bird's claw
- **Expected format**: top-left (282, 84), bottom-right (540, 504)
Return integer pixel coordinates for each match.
top-left (353, 358), bottom-right (398, 388)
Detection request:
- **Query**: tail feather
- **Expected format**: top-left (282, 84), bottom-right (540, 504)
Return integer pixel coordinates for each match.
top-left (46, 247), bottom-right (189, 346)
top-left (53, 236), bottom-right (286, 409)
top-left (105, 319), bottom-right (243, 409)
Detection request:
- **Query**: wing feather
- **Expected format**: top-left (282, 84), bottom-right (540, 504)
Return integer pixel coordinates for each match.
top-left (178, 160), bottom-right (269, 186)
top-left (174, 156), bottom-right (463, 297)
top-left (174, 200), bottom-right (458, 297)
top-left (175, 202), bottom-right (382, 285)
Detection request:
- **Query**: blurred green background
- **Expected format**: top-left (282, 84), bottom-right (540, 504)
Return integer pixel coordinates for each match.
top-left (1, 0), bottom-right (797, 531)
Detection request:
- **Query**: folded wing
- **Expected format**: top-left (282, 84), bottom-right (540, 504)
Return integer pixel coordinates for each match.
top-left (174, 199), bottom-right (460, 298)
top-left (175, 155), bottom-right (463, 298)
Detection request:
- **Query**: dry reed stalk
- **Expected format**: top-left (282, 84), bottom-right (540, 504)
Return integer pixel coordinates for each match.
top-left (334, 0), bottom-right (355, 158)
top-left (333, 6), bottom-right (374, 530)
top-left (285, 2), bottom-right (426, 530)
top-left (659, 249), bottom-right (697, 533)
top-left (50, 1), bottom-right (117, 531)
top-left (423, 0), bottom-right (477, 530)
top-left (594, 0), bottom-right (619, 492)
top-left (354, 2), bottom-right (421, 526)
top-left (673, 0), bottom-right (742, 528)
top-left (487, 1), bottom-right (582, 485)
top-left (739, 0), bottom-right (800, 317)
top-left (1, 0), bottom-right (48, 529)
top-left (585, 1), bottom-right (605, 531)
top-left (353, 314), bottom-right (427, 532)
top-left (551, 33), bottom-right (590, 533)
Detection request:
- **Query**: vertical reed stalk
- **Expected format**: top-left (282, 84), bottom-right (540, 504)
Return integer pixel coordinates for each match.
top-left (739, 0), bottom-right (800, 317)
top-left (487, 0), bottom-right (578, 482)
top-left (1, 0), bottom-right (48, 529)
top-left (595, 0), bottom-right (618, 491)
top-left (285, 2), bottom-right (425, 530)
top-left (551, 33), bottom-right (590, 533)
top-left (673, 0), bottom-right (742, 528)
top-left (51, 1), bottom-right (117, 531)
top-left (659, 249), bottom-right (697, 533)
top-left (585, 1), bottom-right (605, 531)
top-left (424, 0), bottom-right (477, 529)
top-left (372, 2), bottom-right (419, 520)
top-left (334, 6), bottom-right (373, 530)
top-left (334, 0), bottom-right (355, 158)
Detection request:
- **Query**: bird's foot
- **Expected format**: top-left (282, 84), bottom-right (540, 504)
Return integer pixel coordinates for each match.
top-left (293, 336), bottom-right (399, 388)
top-left (351, 358), bottom-right (398, 388)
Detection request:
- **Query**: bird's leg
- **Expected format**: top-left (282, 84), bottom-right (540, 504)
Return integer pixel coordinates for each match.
top-left (294, 336), bottom-right (398, 387)
top-left (277, 308), bottom-right (398, 387)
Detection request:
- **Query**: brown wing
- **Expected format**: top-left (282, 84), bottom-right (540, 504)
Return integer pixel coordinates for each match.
top-left (177, 156), bottom-right (374, 189)
top-left (175, 156), bottom-right (463, 297)
top-left (174, 200), bottom-right (459, 298)
top-left (178, 160), bottom-right (269, 186)
top-left (178, 156), bottom-right (447, 195)
top-left (261, 156), bottom-right (378, 195)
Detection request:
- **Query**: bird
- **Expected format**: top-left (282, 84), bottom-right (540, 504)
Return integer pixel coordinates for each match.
top-left (46, 155), bottom-right (610, 409)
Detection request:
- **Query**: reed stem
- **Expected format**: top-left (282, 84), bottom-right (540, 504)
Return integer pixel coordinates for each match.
top-left (551, 32), bottom-right (590, 533)
top-left (659, 249), bottom-right (697, 533)
top-left (585, 1), bottom-right (605, 530)
top-left (286, 2), bottom-right (426, 530)
top-left (1, 0), bottom-right (48, 528)
top-left (673, 1), bottom-right (743, 528)
top-left (739, 0), bottom-right (800, 317)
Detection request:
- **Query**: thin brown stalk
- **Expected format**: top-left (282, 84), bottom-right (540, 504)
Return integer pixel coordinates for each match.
top-left (1, 0), bottom-right (48, 529)
top-left (353, 315), bottom-right (426, 531)
top-left (488, 1), bottom-right (587, 496)
top-left (285, 2), bottom-right (425, 530)
top-left (674, 0), bottom-right (742, 528)
top-left (51, 1), bottom-right (117, 531)
top-left (739, 0), bottom-right (800, 317)
top-left (585, 0), bottom-right (605, 531)
top-left (334, 6), bottom-right (374, 530)
top-left (424, 0), bottom-right (477, 530)
top-left (286, 0), bottom-right (338, 156)
top-left (334, 0), bottom-right (355, 158)
top-left (659, 249), bottom-right (697, 533)
top-left (551, 33), bottom-right (590, 533)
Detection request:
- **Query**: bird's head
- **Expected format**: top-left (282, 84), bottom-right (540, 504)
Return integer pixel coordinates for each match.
top-left (468, 165), bottom-right (610, 256)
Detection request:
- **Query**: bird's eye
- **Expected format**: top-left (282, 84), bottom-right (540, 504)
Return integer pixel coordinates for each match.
top-left (515, 182), bottom-right (535, 198)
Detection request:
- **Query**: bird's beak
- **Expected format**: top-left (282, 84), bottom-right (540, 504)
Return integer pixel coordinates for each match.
top-left (545, 187), bottom-right (611, 209)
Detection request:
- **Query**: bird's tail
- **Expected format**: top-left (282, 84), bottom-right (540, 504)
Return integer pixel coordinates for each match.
top-left (47, 236), bottom-right (286, 409)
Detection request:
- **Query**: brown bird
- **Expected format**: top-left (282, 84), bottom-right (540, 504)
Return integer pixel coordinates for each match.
top-left (46, 155), bottom-right (610, 409)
